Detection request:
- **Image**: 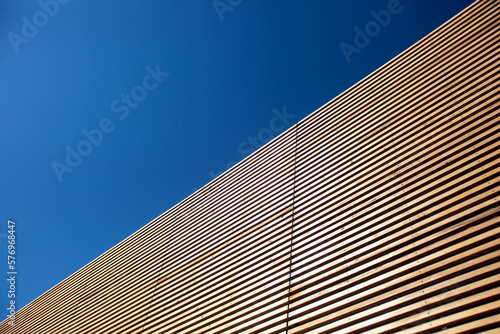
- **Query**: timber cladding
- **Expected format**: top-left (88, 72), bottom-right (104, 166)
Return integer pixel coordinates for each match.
top-left (2, 0), bottom-right (498, 332)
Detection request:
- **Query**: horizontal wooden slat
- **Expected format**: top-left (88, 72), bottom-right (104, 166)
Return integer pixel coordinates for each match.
top-left (433, 313), bottom-right (500, 334)
top-left (1, 0), bottom-right (497, 333)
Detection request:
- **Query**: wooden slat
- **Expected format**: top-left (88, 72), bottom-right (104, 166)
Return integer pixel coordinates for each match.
top-left (437, 313), bottom-right (500, 334)
top-left (1, 1), bottom-right (498, 333)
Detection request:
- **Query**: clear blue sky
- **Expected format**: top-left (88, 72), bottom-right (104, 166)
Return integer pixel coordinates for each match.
top-left (1, 0), bottom-right (474, 312)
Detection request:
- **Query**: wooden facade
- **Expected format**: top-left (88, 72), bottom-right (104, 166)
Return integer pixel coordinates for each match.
top-left (1, 0), bottom-right (498, 332)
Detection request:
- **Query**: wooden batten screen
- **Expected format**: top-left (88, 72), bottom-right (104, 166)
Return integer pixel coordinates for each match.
top-left (1, 0), bottom-right (498, 333)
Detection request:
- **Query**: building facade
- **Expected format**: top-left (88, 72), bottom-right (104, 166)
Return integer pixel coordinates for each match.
top-left (1, 0), bottom-right (499, 332)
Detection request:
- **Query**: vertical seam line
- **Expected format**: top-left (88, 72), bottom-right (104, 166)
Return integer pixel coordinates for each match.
top-left (286, 123), bottom-right (299, 333)
top-left (140, 219), bottom-right (176, 334)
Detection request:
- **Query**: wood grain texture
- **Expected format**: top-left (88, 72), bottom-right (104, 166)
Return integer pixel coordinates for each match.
top-left (1, 0), bottom-right (498, 333)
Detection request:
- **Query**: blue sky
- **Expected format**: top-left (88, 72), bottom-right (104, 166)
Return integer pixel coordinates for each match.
top-left (0, 0), bottom-right (475, 312)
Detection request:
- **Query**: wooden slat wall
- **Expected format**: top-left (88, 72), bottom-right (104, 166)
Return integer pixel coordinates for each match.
top-left (1, 0), bottom-right (498, 333)
top-left (139, 127), bottom-right (296, 334)
top-left (288, 0), bottom-right (500, 331)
